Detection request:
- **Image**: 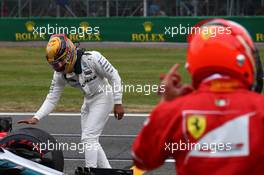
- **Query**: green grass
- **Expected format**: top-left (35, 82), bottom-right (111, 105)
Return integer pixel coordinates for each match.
top-left (1, 47), bottom-right (263, 112)
top-left (0, 47), bottom-right (189, 112)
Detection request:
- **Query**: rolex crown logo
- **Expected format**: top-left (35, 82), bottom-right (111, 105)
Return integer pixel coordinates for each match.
top-left (80, 21), bottom-right (89, 31)
top-left (143, 21), bottom-right (153, 32)
top-left (25, 21), bottom-right (35, 32)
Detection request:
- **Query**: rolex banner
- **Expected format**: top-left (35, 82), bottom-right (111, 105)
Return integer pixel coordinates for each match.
top-left (0, 17), bottom-right (263, 42)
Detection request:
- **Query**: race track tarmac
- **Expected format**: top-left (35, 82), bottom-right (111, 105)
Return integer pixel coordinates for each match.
top-left (4, 113), bottom-right (175, 175)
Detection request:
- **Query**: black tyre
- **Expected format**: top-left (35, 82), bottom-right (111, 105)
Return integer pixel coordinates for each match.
top-left (0, 127), bottom-right (64, 171)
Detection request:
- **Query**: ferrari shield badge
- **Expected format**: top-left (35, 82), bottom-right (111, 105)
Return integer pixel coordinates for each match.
top-left (187, 115), bottom-right (206, 139)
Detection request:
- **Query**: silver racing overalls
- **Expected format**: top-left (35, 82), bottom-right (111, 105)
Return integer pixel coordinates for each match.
top-left (34, 51), bottom-right (123, 168)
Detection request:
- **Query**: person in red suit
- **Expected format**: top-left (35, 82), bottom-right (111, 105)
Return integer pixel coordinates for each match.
top-left (132, 19), bottom-right (264, 175)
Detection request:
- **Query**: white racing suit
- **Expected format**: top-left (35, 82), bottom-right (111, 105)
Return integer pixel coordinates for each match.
top-left (33, 51), bottom-right (122, 168)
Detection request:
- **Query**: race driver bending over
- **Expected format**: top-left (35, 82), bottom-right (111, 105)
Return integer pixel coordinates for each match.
top-left (19, 34), bottom-right (124, 168)
top-left (132, 19), bottom-right (264, 175)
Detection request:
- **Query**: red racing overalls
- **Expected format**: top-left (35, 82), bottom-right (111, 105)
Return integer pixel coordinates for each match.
top-left (133, 78), bottom-right (264, 175)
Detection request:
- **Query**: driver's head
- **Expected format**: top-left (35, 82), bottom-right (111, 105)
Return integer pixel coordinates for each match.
top-left (46, 34), bottom-right (77, 73)
top-left (186, 19), bottom-right (263, 92)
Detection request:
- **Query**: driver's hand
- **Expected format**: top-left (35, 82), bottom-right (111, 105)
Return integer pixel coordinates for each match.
top-left (114, 104), bottom-right (125, 120)
top-left (160, 64), bottom-right (193, 101)
top-left (18, 117), bottom-right (39, 125)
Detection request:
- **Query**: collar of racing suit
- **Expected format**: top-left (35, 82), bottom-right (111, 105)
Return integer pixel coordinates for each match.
top-left (198, 74), bottom-right (248, 92)
top-left (73, 48), bottom-right (84, 74)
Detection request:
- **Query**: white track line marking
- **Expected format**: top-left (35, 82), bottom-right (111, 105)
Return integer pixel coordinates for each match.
top-left (65, 159), bottom-right (132, 162)
top-left (0, 112), bottom-right (148, 117)
top-left (51, 134), bottom-right (137, 137)
top-left (64, 158), bottom-right (175, 163)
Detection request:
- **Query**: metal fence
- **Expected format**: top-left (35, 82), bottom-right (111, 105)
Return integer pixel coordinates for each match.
top-left (1, 0), bottom-right (264, 17)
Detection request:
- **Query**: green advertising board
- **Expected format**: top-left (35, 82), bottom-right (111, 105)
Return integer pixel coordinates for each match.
top-left (0, 17), bottom-right (263, 42)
